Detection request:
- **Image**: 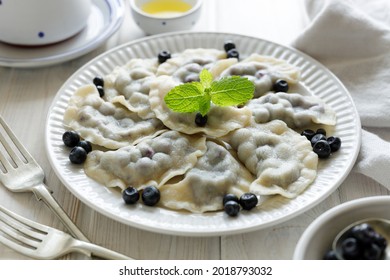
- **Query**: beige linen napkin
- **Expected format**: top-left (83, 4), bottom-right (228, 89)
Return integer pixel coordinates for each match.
top-left (291, 0), bottom-right (390, 189)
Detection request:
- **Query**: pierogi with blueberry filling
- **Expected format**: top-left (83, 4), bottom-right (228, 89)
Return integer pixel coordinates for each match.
top-left (247, 92), bottom-right (337, 128)
top-left (149, 75), bottom-right (252, 137)
top-left (220, 54), bottom-right (301, 98)
top-left (223, 120), bottom-right (318, 198)
top-left (156, 48), bottom-right (229, 83)
top-left (103, 58), bottom-right (158, 119)
top-left (84, 131), bottom-right (207, 190)
top-left (159, 141), bottom-right (255, 213)
top-left (63, 85), bottom-right (166, 149)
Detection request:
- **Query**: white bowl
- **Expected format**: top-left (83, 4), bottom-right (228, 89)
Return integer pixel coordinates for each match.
top-left (129, 0), bottom-right (203, 35)
top-left (293, 195), bottom-right (390, 259)
top-left (0, 0), bottom-right (91, 46)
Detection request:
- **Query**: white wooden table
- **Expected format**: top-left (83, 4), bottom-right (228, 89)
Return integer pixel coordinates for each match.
top-left (0, 0), bottom-right (389, 260)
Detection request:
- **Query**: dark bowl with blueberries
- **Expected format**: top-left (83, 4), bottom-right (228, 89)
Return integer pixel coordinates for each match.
top-left (293, 196), bottom-right (390, 260)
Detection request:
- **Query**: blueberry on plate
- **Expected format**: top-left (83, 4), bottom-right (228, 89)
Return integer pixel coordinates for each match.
top-left (301, 129), bottom-right (316, 141)
top-left (272, 79), bottom-right (289, 92)
top-left (224, 200), bottom-right (240, 217)
top-left (195, 113), bottom-right (208, 127)
top-left (226, 48), bottom-right (239, 59)
top-left (141, 186), bottom-right (160, 206)
top-left (239, 193), bottom-right (258, 210)
top-left (327, 136), bottom-right (341, 152)
top-left (341, 237), bottom-right (362, 260)
top-left (312, 139), bottom-right (331, 158)
top-left (158, 50), bottom-right (171, 63)
top-left (77, 140), bottom-right (92, 154)
top-left (69, 146), bottom-right (87, 164)
top-left (222, 193), bottom-right (239, 206)
top-left (62, 131), bottom-right (80, 147)
top-left (122, 186), bottom-right (140, 205)
top-left (93, 76), bottom-right (104, 87)
top-left (310, 133), bottom-right (327, 147)
top-left (96, 85), bottom-right (105, 97)
top-left (223, 40), bottom-right (236, 52)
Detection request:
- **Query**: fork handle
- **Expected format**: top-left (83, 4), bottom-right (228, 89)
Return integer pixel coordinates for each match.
top-left (32, 183), bottom-right (90, 242)
top-left (73, 240), bottom-right (133, 260)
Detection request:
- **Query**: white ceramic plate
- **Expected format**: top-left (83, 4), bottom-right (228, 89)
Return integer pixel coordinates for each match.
top-left (0, 0), bottom-right (124, 68)
top-left (45, 32), bottom-right (361, 236)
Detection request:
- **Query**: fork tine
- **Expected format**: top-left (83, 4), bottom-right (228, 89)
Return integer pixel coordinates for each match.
top-left (0, 205), bottom-right (48, 234)
top-left (0, 217), bottom-right (40, 248)
top-left (0, 233), bottom-right (35, 258)
top-left (0, 116), bottom-right (34, 167)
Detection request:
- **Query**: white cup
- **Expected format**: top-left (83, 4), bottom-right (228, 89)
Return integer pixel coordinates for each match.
top-left (0, 0), bottom-right (92, 46)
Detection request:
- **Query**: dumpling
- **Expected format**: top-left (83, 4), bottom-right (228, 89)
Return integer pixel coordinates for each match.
top-left (103, 58), bottom-right (158, 119)
top-left (149, 75), bottom-right (252, 137)
top-left (63, 85), bottom-right (166, 149)
top-left (84, 131), bottom-right (207, 190)
top-left (159, 141), bottom-right (255, 213)
top-left (247, 92), bottom-right (337, 127)
top-left (223, 120), bottom-right (318, 198)
top-left (156, 48), bottom-right (228, 83)
top-left (220, 54), bottom-right (301, 98)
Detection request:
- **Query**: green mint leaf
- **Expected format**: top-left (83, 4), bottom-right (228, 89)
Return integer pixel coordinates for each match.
top-left (164, 82), bottom-right (204, 113)
top-left (198, 92), bottom-right (211, 116)
top-left (210, 76), bottom-right (254, 106)
top-left (199, 68), bottom-right (213, 89)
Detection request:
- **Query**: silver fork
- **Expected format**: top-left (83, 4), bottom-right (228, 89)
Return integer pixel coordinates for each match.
top-left (0, 205), bottom-right (132, 259)
top-left (0, 115), bottom-right (88, 242)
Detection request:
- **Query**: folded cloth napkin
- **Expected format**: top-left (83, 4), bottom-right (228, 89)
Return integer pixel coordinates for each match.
top-left (291, 0), bottom-right (390, 189)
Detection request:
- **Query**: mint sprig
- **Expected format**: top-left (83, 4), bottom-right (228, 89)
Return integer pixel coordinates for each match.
top-left (164, 69), bottom-right (254, 116)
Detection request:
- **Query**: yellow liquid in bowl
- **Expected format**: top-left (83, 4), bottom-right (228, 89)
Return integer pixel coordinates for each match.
top-left (141, 0), bottom-right (193, 17)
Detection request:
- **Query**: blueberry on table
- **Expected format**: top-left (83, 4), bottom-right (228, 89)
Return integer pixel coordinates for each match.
top-left (158, 50), bottom-right (171, 63)
top-left (223, 40), bottom-right (236, 52)
top-left (226, 48), bottom-right (239, 59)
top-left (77, 140), bottom-right (92, 154)
top-left (69, 146), bottom-right (87, 164)
top-left (239, 193), bottom-right (258, 210)
top-left (272, 79), bottom-right (289, 92)
top-left (224, 200), bottom-right (240, 217)
top-left (122, 186), bottom-right (140, 205)
top-left (312, 140), bottom-right (331, 158)
top-left (141, 186), bottom-right (160, 206)
top-left (62, 131), bottom-right (80, 147)
top-left (195, 113), bottom-right (208, 127)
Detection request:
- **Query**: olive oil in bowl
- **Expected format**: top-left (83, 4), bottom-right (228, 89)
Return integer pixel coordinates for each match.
top-left (141, 0), bottom-right (193, 17)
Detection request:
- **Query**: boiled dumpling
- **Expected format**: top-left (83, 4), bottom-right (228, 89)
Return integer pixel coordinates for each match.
top-left (103, 58), bottom-right (158, 119)
top-left (149, 75), bottom-right (252, 137)
top-left (63, 85), bottom-right (166, 149)
top-left (220, 54), bottom-right (301, 98)
top-left (156, 48), bottom-right (228, 83)
top-left (223, 120), bottom-right (318, 198)
top-left (159, 141), bottom-right (255, 213)
top-left (247, 92), bottom-right (337, 127)
top-left (84, 131), bottom-right (207, 190)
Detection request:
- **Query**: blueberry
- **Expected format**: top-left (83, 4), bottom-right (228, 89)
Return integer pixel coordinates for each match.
top-left (323, 250), bottom-right (338, 260)
top-left (341, 237), bottom-right (362, 259)
top-left (223, 40), bottom-right (236, 52)
top-left (272, 79), bottom-right (289, 92)
top-left (316, 128), bottom-right (327, 136)
top-left (96, 85), bottom-right (105, 97)
top-left (362, 243), bottom-right (383, 260)
top-left (327, 136), bottom-right (341, 152)
top-left (158, 50), bottom-right (171, 63)
top-left (226, 48), bottom-right (239, 59)
top-left (350, 223), bottom-right (377, 244)
top-left (301, 129), bottom-right (316, 141)
top-left (77, 140), bottom-right (92, 154)
top-left (310, 134), bottom-right (327, 146)
top-left (372, 232), bottom-right (387, 250)
top-left (222, 193), bottom-right (239, 206)
top-left (122, 186), bottom-right (140, 205)
top-left (239, 193), bottom-right (258, 210)
top-left (141, 186), bottom-right (160, 206)
top-left (224, 200), bottom-right (240, 217)
top-left (312, 140), bottom-right (331, 158)
top-left (195, 113), bottom-right (208, 127)
top-left (62, 131), bottom-right (80, 147)
top-left (69, 146), bottom-right (87, 164)
top-left (93, 76), bottom-right (104, 87)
